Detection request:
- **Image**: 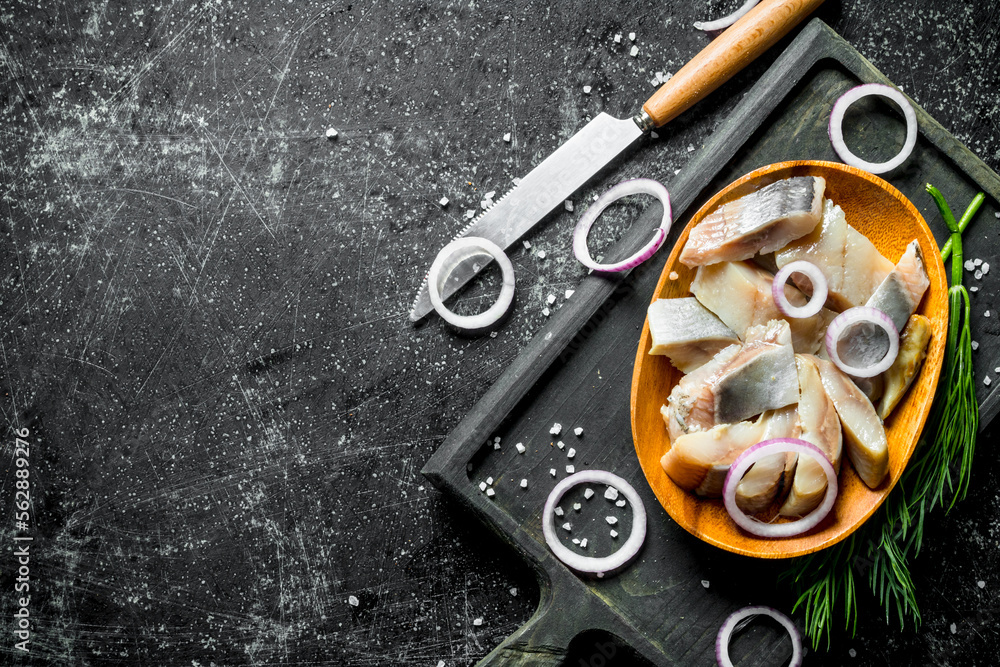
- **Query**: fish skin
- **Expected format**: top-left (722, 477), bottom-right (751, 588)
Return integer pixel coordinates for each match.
top-left (734, 405), bottom-right (801, 514)
top-left (813, 356), bottom-right (889, 489)
top-left (691, 260), bottom-right (836, 354)
top-left (680, 176), bottom-right (825, 267)
top-left (647, 298), bottom-right (740, 373)
top-left (776, 199), bottom-right (895, 311)
top-left (866, 240), bottom-right (930, 333)
top-left (713, 320), bottom-right (798, 424)
top-left (878, 314), bottom-right (932, 420)
top-left (662, 343), bottom-right (743, 442)
top-left (779, 355), bottom-right (843, 517)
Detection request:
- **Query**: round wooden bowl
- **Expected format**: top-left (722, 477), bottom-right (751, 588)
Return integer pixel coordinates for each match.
top-left (630, 160), bottom-right (948, 559)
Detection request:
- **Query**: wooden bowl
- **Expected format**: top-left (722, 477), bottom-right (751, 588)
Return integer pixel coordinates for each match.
top-left (630, 160), bottom-right (948, 558)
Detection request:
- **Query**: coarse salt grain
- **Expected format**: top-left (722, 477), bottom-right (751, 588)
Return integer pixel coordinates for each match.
top-left (486, 488), bottom-right (495, 497)
top-left (983, 262), bottom-right (990, 275)
top-left (965, 259), bottom-right (976, 271)
top-left (515, 442), bottom-right (526, 454)
top-left (465, 209), bottom-right (475, 219)
top-left (573, 426), bottom-right (583, 436)
top-left (950, 623), bottom-right (957, 634)
top-left (562, 522), bottom-right (572, 532)
top-left (985, 376), bottom-right (992, 386)
top-left (510, 587), bottom-right (518, 596)
top-left (486, 477), bottom-right (493, 485)
top-left (701, 580), bottom-right (710, 589)
top-left (564, 200), bottom-right (574, 212)
top-left (616, 499), bottom-right (626, 507)
top-left (573, 502), bottom-right (582, 512)
top-left (542, 307), bottom-right (551, 317)
top-left (580, 538), bottom-right (588, 548)
top-left (629, 45), bottom-right (639, 57)
top-left (550, 423), bottom-right (562, 435)
top-left (584, 488), bottom-right (594, 500)
top-left (987, 310), bottom-right (992, 317)
top-left (975, 258), bottom-right (983, 266)
top-left (565, 289), bottom-right (575, 299)
top-left (348, 595), bottom-right (359, 606)
top-left (493, 441), bottom-right (500, 450)
top-left (978, 580), bottom-right (986, 588)
top-left (849, 649), bottom-right (857, 658)
top-left (567, 448), bottom-right (576, 459)
top-left (606, 516), bottom-right (618, 525)
top-left (523, 240), bottom-right (532, 250)
top-left (537, 249), bottom-right (547, 259)
top-left (550, 468), bottom-right (557, 477)
top-left (546, 294), bottom-right (556, 305)
top-left (610, 529), bottom-right (618, 538)
top-left (438, 196), bottom-right (449, 207)
top-left (628, 31), bottom-right (636, 41)
top-left (554, 506), bottom-right (564, 516)
top-left (572, 538), bottom-right (580, 545)
top-left (473, 618), bottom-right (483, 626)
top-left (503, 132), bottom-right (511, 142)
top-left (976, 270), bottom-right (983, 280)
top-left (520, 479), bottom-right (527, 489)
top-left (583, 85), bottom-right (592, 95)
top-left (604, 486), bottom-right (619, 501)
top-left (479, 482), bottom-right (487, 492)
top-left (614, 33), bottom-right (622, 43)
top-left (557, 440), bottom-right (565, 450)
top-left (566, 464), bottom-right (575, 473)
top-left (325, 127), bottom-right (339, 139)
top-left (972, 340), bottom-right (979, 350)
top-left (971, 286), bottom-right (980, 292)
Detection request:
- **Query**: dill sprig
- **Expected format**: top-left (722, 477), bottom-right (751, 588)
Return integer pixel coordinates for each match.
top-left (784, 186), bottom-right (985, 650)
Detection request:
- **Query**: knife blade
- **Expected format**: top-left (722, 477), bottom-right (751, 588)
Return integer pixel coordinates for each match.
top-left (410, 0), bottom-right (825, 322)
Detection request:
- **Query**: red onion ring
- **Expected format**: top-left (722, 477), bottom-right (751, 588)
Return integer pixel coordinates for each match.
top-left (829, 83), bottom-right (918, 174)
top-left (694, 0), bottom-right (761, 32)
top-left (427, 236), bottom-right (515, 332)
top-left (542, 470), bottom-right (646, 575)
top-left (824, 306), bottom-right (900, 378)
top-left (717, 605), bottom-right (803, 667)
top-left (771, 260), bottom-right (828, 318)
top-left (723, 439), bottom-right (837, 538)
top-left (573, 179), bottom-right (672, 273)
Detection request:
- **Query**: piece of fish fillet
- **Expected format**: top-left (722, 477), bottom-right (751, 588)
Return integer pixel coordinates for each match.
top-left (691, 260), bottom-right (836, 354)
top-left (662, 320), bottom-right (798, 440)
top-left (878, 314), bottom-right (932, 420)
top-left (814, 357), bottom-right (889, 488)
top-left (647, 298), bottom-right (741, 373)
top-left (779, 355), bottom-right (844, 517)
top-left (680, 176), bottom-right (826, 267)
top-left (776, 199), bottom-right (895, 311)
top-left (866, 240), bottom-right (930, 333)
top-left (734, 405), bottom-right (801, 514)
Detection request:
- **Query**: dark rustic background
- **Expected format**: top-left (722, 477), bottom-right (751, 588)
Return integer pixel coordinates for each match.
top-left (1, 0), bottom-right (998, 665)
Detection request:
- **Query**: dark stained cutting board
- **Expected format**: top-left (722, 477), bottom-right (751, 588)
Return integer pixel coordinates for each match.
top-left (422, 20), bottom-right (1000, 666)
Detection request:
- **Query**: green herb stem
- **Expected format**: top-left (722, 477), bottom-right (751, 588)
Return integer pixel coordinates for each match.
top-left (939, 191), bottom-right (986, 263)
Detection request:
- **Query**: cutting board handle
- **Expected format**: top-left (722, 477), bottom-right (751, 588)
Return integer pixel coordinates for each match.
top-left (474, 597), bottom-right (571, 667)
top-left (642, 0), bottom-right (825, 127)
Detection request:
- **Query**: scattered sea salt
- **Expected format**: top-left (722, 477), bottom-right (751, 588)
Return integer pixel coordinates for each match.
top-left (583, 85), bottom-right (592, 95)
top-left (985, 376), bottom-right (992, 386)
top-left (479, 482), bottom-right (487, 492)
top-left (580, 538), bottom-right (588, 548)
top-left (584, 488), bottom-right (594, 500)
top-left (567, 448), bottom-right (576, 459)
top-left (606, 516), bottom-right (618, 525)
top-left (965, 259), bottom-right (976, 271)
top-left (348, 595), bottom-right (359, 606)
top-left (503, 132), bottom-right (511, 143)
top-left (572, 538), bottom-right (580, 545)
top-left (701, 580), bottom-right (710, 589)
top-left (542, 307), bottom-right (551, 317)
top-left (556, 441), bottom-right (565, 450)
top-left (493, 441), bottom-right (500, 450)
top-left (486, 488), bottom-right (495, 497)
top-left (550, 468), bottom-right (557, 477)
top-left (573, 502), bottom-right (582, 512)
top-left (986, 310), bottom-right (992, 317)
top-left (604, 487), bottom-right (619, 501)
top-left (438, 196), bottom-right (449, 207)
top-left (616, 499), bottom-right (626, 507)
top-left (520, 479), bottom-right (527, 489)
top-left (573, 426), bottom-right (583, 436)
top-left (562, 522), bottom-right (572, 532)
top-left (950, 622), bottom-right (957, 634)
top-left (975, 270), bottom-right (983, 280)
top-left (687, 144), bottom-right (695, 152)
top-left (481, 199), bottom-right (492, 210)
top-left (523, 240), bottom-right (532, 250)
top-left (546, 294), bottom-right (556, 305)
top-left (994, 367), bottom-right (1000, 374)
top-left (628, 31), bottom-right (636, 41)
top-left (515, 442), bottom-right (526, 454)
top-left (971, 286), bottom-right (980, 292)
top-left (972, 340), bottom-right (979, 350)
top-left (978, 580), bottom-right (986, 588)
top-left (629, 45), bottom-right (639, 57)
top-left (565, 289), bottom-right (575, 299)
top-left (983, 262), bottom-right (990, 275)
top-left (651, 131), bottom-right (659, 138)
top-left (975, 258), bottom-right (983, 266)
top-left (486, 477), bottom-right (493, 485)
top-left (566, 465), bottom-right (575, 474)
top-left (510, 587), bottom-right (518, 596)
top-left (613, 33), bottom-right (622, 43)
top-left (537, 250), bottom-right (547, 259)
top-left (438, 661), bottom-right (446, 667)
top-left (473, 618), bottom-right (483, 626)
top-left (325, 127), bottom-right (339, 139)
top-left (550, 423), bottom-right (562, 435)
top-left (610, 529), bottom-right (619, 539)
top-left (554, 506), bottom-right (565, 517)
top-left (564, 200), bottom-right (574, 212)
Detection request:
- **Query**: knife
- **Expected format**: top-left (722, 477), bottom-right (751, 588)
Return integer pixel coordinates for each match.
top-left (410, 0), bottom-right (825, 322)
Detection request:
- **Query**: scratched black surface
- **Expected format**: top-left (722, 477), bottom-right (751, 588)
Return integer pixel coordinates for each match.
top-left (0, 1), bottom-right (998, 665)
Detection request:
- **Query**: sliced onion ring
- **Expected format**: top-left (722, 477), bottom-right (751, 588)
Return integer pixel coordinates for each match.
top-left (542, 470), bottom-right (646, 575)
top-left (723, 439), bottom-right (837, 538)
top-left (772, 260), bottom-right (828, 318)
top-left (717, 605), bottom-right (803, 667)
top-left (694, 0), bottom-right (761, 32)
top-left (829, 83), bottom-right (918, 174)
top-left (825, 306), bottom-right (900, 378)
top-left (573, 178), bottom-right (672, 273)
top-left (427, 236), bottom-right (515, 332)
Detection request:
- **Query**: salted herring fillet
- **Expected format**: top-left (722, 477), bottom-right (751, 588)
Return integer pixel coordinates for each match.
top-left (734, 405), bottom-right (800, 514)
top-left (680, 176), bottom-right (826, 267)
top-left (779, 355), bottom-right (844, 517)
top-left (776, 199), bottom-right (895, 311)
top-left (813, 357), bottom-right (889, 489)
top-left (878, 314), bottom-right (932, 420)
top-left (661, 407), bottom-right (798, 498)
top-left (661, 320), bottom-right (798, 441)
top-left (691, 260), bottom-right (836, 354)
top-left (647, 298), bottom-right (740, 373)
top-left (866, 239), bottom-right (930, 333)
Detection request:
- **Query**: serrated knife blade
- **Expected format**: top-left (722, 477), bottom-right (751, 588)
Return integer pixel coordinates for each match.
top-left (409, 0), bottom-right (825, 323)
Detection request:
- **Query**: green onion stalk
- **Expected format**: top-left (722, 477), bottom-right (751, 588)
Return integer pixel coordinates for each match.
top-left (784, 185), bottom-right (985, 650)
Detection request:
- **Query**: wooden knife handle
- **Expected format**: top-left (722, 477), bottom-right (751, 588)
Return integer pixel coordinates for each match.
top-left (642, 0), bottom-right (825, 127)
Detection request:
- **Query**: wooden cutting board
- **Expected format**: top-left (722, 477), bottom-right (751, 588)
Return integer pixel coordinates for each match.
top-left (422, 19), bottom-right (1000, 666)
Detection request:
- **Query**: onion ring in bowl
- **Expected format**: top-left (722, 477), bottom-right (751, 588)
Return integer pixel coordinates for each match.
top-left (723, 439), bottom-right (837, 538)
top-left (427, 236), bottom-right (515, 332)
top-left (825, 306), bottom-right (900, 378)
top-left (573, 179), bottom-right (672, 273)
top-left (772, 260), bottom-right (828, 318)
top-left (542, 470), bottom-right (646, 576)
top-left (829, 83), bottom-right (917, 174)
